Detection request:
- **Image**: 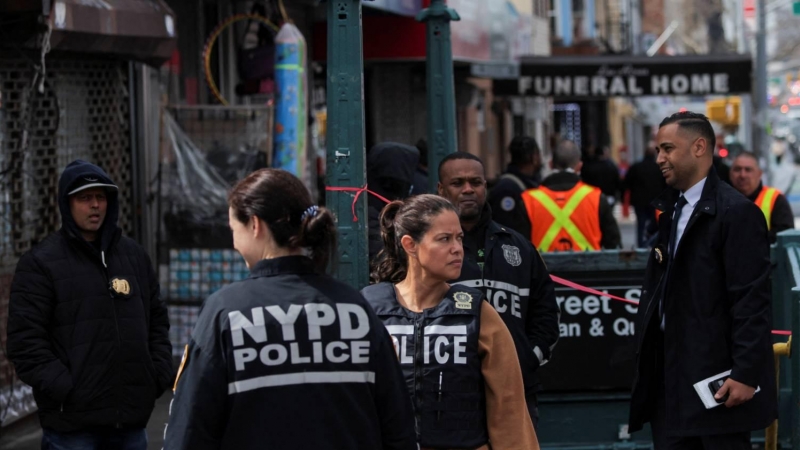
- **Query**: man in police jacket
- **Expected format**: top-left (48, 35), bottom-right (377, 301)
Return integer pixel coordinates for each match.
top-left (437, 151), bottom-right (560, 428)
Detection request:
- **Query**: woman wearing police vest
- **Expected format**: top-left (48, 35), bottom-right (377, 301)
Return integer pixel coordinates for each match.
top-left (362, 194), bottom-right (539, 450)
top-left (164, 169), bottom-right (417, 450)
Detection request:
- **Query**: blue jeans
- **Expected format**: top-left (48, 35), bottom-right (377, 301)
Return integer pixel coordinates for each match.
top-left (41, 428), bottom-right (147, 450)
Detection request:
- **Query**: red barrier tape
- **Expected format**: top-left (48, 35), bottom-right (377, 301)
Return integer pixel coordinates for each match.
top-left (550, 275), bottom-right (791, 336)
top-left (550, 275), bottom-right (640, 306)
top-left (325, 185), bottom-right (391, 222)
top-left (324, 186), bottom-right (792, 337)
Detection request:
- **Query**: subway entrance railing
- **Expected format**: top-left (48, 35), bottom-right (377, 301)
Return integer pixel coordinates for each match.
top-left (536, 230), bottom-right (800, 449)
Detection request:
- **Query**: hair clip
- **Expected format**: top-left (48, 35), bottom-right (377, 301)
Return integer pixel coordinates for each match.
top-left (301, 205), bottom-right (320, 222)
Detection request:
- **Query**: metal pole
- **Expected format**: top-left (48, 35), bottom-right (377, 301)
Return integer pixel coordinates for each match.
top-left (417, 0), bottom-right (459, 193)
top-left (325, 0), bottom-right (369, 289)
top-left (756, 0), bottom-right (770, 183)
top-left (792, 287), bottom-right (800, 450)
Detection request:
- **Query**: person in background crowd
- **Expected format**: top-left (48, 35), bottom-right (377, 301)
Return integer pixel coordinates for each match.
top-left (7, 160), bottom-right (172, 450)
top-left (367, 142), bottom-right (420, 261)
top-left (623, 143), bottom-right (667, 247)
top-left (581, 145), bottom-right (621, 206)
top-left (411, 138), bottom-right (430, 196)
top-left (522, 140), bottom-right (621, 252)
top-left (437, 152), bottom-right (559, 429)
top-left (165, 169), bottom-right (416, 450)
top-left (364, 194), bottom-right (539, 450)
top-left (488, 136), bottom-right (543, 238)
top-left (630, 112), bottom-right (776, 449)
top-left (730, 151), bottom-right (794, 243)
top-left (714, 135), bottom-right (731, 185)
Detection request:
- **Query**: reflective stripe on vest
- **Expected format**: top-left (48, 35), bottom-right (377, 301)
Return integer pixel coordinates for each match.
top-left (755, 187), bottom-right (779, 230)
top-left (529, 185), bottom-right (597, 251)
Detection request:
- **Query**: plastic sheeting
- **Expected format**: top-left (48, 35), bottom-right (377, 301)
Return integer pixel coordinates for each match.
top-left (161, 111), bottom-right (268, 247)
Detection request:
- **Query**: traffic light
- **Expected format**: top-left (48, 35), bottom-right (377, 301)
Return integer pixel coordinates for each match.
top-left (705, 97), bottom-right (741, 126)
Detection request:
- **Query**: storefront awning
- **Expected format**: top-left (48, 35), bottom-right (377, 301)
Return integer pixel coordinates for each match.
top-left (0, 0), bottom-right (177, 66)
top-left (493, 54), bottom-right (753, 98)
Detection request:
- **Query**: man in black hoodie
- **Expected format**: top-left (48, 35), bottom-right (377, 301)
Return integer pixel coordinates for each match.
top-left (7, 160), bottom-right (172, 450)
top-left (367, 142), bottom-right (419, 261)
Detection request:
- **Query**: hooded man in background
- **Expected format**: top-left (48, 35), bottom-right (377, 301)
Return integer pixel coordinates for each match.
top-left (367, 142), bottom-right (420, 260)
top-left (7, 160), bottom-right (172, 450)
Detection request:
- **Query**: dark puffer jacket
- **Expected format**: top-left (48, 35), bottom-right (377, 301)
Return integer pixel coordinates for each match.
top-left (7, 160), bottom-right (172, 432)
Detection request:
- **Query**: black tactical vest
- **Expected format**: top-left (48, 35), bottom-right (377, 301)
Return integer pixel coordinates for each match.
top-left (362, 282), bottom-right (488, 449)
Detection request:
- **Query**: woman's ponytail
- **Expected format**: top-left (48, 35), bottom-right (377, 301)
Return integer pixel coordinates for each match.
top-left (294, 206), bottom-right (337, 273)
top-left (370, 201), bottom-right (406, 283)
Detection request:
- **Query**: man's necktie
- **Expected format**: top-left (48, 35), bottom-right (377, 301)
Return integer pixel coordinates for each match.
top-left (661, 195), bottom-right (688, 328)
top-left (668, 196), bottom-right (688, 257)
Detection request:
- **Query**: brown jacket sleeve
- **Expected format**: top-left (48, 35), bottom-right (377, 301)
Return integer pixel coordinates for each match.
top-left (479, 301), bottom-right (540, 450)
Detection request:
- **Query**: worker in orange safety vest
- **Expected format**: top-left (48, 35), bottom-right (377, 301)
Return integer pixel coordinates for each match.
top-left (521, 140), bottom-right (621, 252)
top-left (730, 151), bottom-right (794, 243)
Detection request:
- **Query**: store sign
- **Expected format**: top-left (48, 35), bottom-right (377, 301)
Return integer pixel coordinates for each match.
top-left (539, 271), bottom-right (643, 391)
top-left (364, 0), bottom-right (422, 16)
top-left (494, 55), bottom-right (753, 98)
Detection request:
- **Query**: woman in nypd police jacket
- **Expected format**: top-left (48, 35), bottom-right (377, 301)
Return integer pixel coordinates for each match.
top-left (164, 169), bottom-right (416, 450)
top-left (363, 194), bottom-right (539, 450)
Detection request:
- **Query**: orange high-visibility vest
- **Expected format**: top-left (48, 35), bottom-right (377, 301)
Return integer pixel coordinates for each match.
top-left (755, 186), bottom-right (780, 230)
top-left (522, 182), bottom-right (603, 252)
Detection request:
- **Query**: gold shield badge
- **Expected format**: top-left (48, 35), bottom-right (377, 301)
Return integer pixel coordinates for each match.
top-left (654, 247), bottom-right (663, 264)
top-left (110, 278), bottom-right (131, 296)
top-left (453, 291), bottom-right (473, 310)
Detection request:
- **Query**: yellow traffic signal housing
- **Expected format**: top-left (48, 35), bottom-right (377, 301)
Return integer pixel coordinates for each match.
top-left (705, 97), bottom-right (741, 126)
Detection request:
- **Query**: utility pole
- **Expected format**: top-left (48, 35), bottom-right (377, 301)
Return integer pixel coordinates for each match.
top-left (325, 0), bottom-right (369, 288)
top-left (417, 0), bottom-right (459, 193)
top-left (756, 0), bottom-right (770, 183)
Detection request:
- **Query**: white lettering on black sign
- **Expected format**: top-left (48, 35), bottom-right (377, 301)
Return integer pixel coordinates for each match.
top-left (518, 73), bottom-right (731, 97)
top-left (228, 303), bottom-right (371, 371)
top-left (554, 288), bottom-right (640, 338)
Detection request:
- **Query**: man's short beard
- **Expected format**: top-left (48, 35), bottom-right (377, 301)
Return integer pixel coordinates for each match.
top-left (459, 209), bottom-right (481, 222)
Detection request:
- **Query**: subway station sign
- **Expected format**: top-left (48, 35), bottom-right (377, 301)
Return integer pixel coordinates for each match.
top-left (539, 268), bottom-right (644, 391)
top-left (493, 54), bottom-right (753, 98)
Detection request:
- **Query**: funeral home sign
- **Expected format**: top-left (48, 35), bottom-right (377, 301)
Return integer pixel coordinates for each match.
top-left (492, 54), bottom-right (752, 98)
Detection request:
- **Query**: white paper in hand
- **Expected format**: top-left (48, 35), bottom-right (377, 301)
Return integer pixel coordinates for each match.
top-left (693, 369), bottom-right (760, 409)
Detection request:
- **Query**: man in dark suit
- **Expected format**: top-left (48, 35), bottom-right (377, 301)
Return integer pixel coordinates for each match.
top-left (629, 111), bottom-right (776, 449)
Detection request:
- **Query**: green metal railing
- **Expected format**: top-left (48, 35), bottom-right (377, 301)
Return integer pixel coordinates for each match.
top-left (534, 231), bottom-right (800, 449)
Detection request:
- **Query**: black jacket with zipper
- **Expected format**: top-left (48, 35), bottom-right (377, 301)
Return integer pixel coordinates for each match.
top-left (452, 205), bottom-right (560, 398)
top-left (7, 160), bottom-right (172, 432)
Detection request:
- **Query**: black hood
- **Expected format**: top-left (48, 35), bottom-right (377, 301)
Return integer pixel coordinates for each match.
top-left (58, 160), bottom-right (120, 251)
top-left (367, 142), bottom-right (420, 200)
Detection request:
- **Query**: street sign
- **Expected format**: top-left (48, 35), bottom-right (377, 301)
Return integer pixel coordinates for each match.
top-left (794, 1), bottom-right (800, 15)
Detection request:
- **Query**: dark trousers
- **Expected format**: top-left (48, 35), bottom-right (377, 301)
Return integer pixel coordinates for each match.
top-left (41, 428), bottom-right (147, 450)
top-left (650, 331), bottom-right (750, 450)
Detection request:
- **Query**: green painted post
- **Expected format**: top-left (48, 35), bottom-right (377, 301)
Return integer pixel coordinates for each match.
top-left (325, 0), bottom-right (369, 289)
top-left (417, 0), bottom-right (460, 193)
